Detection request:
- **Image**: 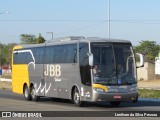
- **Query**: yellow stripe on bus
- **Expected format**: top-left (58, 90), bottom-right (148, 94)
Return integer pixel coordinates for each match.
top-left (92, 84), bottom-right (109, 92)
top-left (13, 45), bottom-right (23, 50)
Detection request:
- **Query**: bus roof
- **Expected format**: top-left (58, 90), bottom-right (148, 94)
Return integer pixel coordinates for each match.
top-left (46, 36), bottom-right (131, 44)
top-left (14, 36), bottom-right (131, 49)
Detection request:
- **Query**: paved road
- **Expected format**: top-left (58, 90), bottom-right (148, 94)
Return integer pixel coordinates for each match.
top-left (0, 89), bottom-right (160, 120)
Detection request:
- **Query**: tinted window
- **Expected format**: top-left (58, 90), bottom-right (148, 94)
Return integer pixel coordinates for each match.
top-left (13, 47), bottom-right (44, 65)
top-left (32, 47), bottom-right (44, 64)
top-left (45, 44), bottom-right (77, 64)
top-left (45, 46), bottom-right (54, 64)
top-left (54, 45), bottom-right (64, 63)
top-left (13, 52), bottom-right (26, 64)
top-left (79, 43), bottom-right (91, 86)
top-left (64, 44), bottom-right (77, 63)
top-left (79, 43), bottom-right (89, 65)
top-left (26, 52), bottom-right (34, 64)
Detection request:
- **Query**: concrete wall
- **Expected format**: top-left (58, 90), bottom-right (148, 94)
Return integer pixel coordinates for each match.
top-left (148, 62), bottom-right (156, 80)
top-left (137, 62), bottom-right (155, 81)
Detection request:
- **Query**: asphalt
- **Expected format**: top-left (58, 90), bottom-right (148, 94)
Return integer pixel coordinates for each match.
top-left (0, 89), bottom-right (160, 120)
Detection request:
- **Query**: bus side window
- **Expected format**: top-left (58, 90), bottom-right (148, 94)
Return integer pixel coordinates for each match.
top-left (13, 51), bottom-right (26, 64)
top-left (26, 52), bottom-right (34, 64)
top-left (33, 48), bottom-right (44, 64)
top-left (65, 44), bottom-right (77, 63)
top-left (79, 43), bottom-right (91, 86)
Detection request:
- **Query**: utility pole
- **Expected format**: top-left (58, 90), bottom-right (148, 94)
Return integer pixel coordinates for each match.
top-left (108, 0), bottom-right (111, 39)
top-left (46, 32), bottom-right (53, 39)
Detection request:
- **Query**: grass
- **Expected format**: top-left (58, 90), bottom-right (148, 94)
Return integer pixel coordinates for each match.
top-left (138, 89), bottom-right (160, 99)
top-left (0, 81), bottom-right (12, 90)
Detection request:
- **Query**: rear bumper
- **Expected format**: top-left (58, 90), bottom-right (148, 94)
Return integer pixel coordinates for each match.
top-left (92, 91), bottom-right (138, 102)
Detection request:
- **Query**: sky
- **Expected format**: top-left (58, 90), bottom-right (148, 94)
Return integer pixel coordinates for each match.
top-left (1, 0), bottom-right (160, 45)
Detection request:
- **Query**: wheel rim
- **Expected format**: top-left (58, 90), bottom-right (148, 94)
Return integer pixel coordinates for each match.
top-left (74, 91), bottom-right (80, 105)
top-left (31, 87), bottom-right (35, 99)
top-left (24, 87), bottom-right (28, 98)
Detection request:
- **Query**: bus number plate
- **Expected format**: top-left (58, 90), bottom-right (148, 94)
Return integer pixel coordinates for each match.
top-left (113, 96), bottom-right (121, 99)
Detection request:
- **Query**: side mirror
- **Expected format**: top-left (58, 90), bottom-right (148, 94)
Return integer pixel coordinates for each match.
top-left (136, 53), bottom-right (144, 68)
top-left (87, 52), bottom-right (93, 66)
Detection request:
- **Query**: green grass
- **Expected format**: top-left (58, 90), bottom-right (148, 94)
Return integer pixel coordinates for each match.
top-left (138, 89), bottom-right (160, 98)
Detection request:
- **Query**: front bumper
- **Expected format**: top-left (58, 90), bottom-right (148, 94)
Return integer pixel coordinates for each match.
top-left (92, 91), bottom-right (138, 102)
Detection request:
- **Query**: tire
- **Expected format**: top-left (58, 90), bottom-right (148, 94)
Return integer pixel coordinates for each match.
top-left (24, 85), bottom-right (31, 101)
top-left (30, 86), bottom-right (40, 101)
top-left (110, 101), bottom-right (121, 107)
top-left (133, 93), bottom-right (138, 103)
top-left (72, 87), bottom-right (84, 107)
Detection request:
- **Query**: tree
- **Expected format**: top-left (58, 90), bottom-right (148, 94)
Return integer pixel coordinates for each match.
top-left (134, 40), bottom-right (159, 63)
top-left (5, 43), bottom-right (17, 65)
top-left (20, 34), bottom-right (36, 44)
top-left (0, 43), bottom-right (5, 66)
top-left (0, 43), bottom-right (17, 66)
top-left (35, 33), bottom-right (46, 44)
top-left (20, 34), bottom-right (46, 44)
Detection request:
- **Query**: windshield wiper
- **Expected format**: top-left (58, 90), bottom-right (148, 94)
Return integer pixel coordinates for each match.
top-left (121, 81), bottom-right (137, 85)
top-left (94, 81), bottom-right (109, 85)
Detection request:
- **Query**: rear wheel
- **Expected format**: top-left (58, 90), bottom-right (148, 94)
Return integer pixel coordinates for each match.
top-left (24, 85), bottom-right (31, 101)
top-left (72, 87), bottom-right (84, 107)
top-left (110, 101), bottom-right (121, 107)
top-left (30, 86), bottom-right (40, 101)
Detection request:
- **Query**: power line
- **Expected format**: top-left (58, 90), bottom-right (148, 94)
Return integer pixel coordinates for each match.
top-left (112, 20), bottom-right (160, 24)
top-left (2, 19), bottom-right (160, 22)
top-left (2, 19), bottom-right (160, 25)
top-left (0, 19), bottom-right (106, 22)
top-left (111, 20), bottom-right (160, 22)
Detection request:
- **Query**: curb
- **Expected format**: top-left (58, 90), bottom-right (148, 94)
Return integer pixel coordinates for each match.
top-left (138, 87), bottom-right (160, 90)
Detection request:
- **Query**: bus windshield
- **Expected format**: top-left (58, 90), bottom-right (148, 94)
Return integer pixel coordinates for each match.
top-left (91, 43), bottom-right (136, 85)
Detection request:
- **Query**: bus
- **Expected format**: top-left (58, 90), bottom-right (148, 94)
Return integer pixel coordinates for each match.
top-left (12, 36), bottom-right (144, 107)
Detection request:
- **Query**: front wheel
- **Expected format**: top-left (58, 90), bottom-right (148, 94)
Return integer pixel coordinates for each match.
top-left (72, 87), bottom-right (84, 107)
top-left (133, 94), bottom-right (138, 103)
top-left (30, 86), bottom-right (40, 101)
top-left (24, 85), bottom-right (31, 101)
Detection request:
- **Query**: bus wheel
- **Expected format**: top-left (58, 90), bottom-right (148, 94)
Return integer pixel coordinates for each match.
top-left (30, 86), bottom-right (40, 101)
top-left (72, 87), bottom-right (84, 107)
top-left (133, 94), bottom-right (138, 103)
top-left (110, 101), bottom-right (121, 107)
top-left (24, 85), bottom-right (31, 101)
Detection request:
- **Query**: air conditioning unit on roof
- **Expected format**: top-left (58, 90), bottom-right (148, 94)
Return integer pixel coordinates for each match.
top-left (60, 36), bottom-right (85, 41)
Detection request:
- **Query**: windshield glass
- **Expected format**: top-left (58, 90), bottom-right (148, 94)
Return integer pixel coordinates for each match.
top-left (91, 43), bottom-right (136, 85)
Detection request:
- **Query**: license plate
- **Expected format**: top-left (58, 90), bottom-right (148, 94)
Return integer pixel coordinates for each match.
top-left (114, 96), bottom-right (121, 99)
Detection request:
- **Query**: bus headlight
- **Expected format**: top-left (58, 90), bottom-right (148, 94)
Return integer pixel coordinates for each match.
top-left (130, 87), bottom-right (137, 91)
